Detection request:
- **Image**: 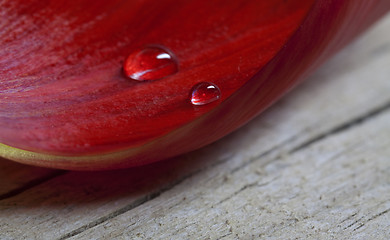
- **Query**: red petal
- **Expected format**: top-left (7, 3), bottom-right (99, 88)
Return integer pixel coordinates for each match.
top-left (0, 0), bottom-right (389, 169)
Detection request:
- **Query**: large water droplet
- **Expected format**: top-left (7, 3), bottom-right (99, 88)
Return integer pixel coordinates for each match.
top-left (123, 46), bottom-right (178, 81)
top-left (191, 82), bottom-right (221, 106)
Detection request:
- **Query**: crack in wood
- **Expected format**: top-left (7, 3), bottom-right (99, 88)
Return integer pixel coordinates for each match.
top-left (352, 207), bottom-right (390, 232)
top-left (0, 170), bottom-right (66, 201)
top-left (339, 212), bottom-right (358, 224)
top-left (343, 216), bottom-right (365, 230)
top-left (229, 101), bottom-right (390, 182)
top-left (291, 100), bottom-right (390, 153)
top-left (56, 158), bottom-right (232, 240)
top-left (367, 207), bottom-right (390, 222)
top-left (57, 190), bottom-right (162, 240)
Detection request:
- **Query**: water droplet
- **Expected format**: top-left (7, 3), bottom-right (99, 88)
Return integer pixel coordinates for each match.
top-left (191, 82), bottom-right (221, 106)
top-left (123, 46), bottom-right (178, 81)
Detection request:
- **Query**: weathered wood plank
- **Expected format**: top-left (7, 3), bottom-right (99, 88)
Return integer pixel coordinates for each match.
top-left (1, 13), bottom-right (390, 240)
top-left (74, 109), bottom-right (390, 240)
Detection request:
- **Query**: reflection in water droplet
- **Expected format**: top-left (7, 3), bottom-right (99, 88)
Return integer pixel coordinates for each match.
top-left (191, 82), bottom-right (221, 106)
top-left (123, 46), bottom-right (178, 81)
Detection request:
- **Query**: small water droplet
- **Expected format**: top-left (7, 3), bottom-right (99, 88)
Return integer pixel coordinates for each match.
top-left (123, 46), bottom-right (178, 81)
top-left (191, 82), bottom-right (221, 106)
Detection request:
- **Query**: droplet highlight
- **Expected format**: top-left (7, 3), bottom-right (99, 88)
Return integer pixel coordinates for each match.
top-left (191, 82), bottom-right (221, 106)
top-left (123, 46), bottom-right (178, 81)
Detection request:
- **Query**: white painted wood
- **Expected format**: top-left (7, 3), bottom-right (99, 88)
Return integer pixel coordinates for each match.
top-left (1, 13), bottom-right (390, 240)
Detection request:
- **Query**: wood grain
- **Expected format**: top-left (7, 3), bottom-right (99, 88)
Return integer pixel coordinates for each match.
top-left (1, 12), bottom-right (390, 240)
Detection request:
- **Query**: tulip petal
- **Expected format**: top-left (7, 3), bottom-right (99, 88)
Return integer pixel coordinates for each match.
top-left (0, 0), bottom-right (389, 169)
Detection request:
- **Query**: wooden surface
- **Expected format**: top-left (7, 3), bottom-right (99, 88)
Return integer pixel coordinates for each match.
top-left (1, 13), bottom-right (390, 240)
